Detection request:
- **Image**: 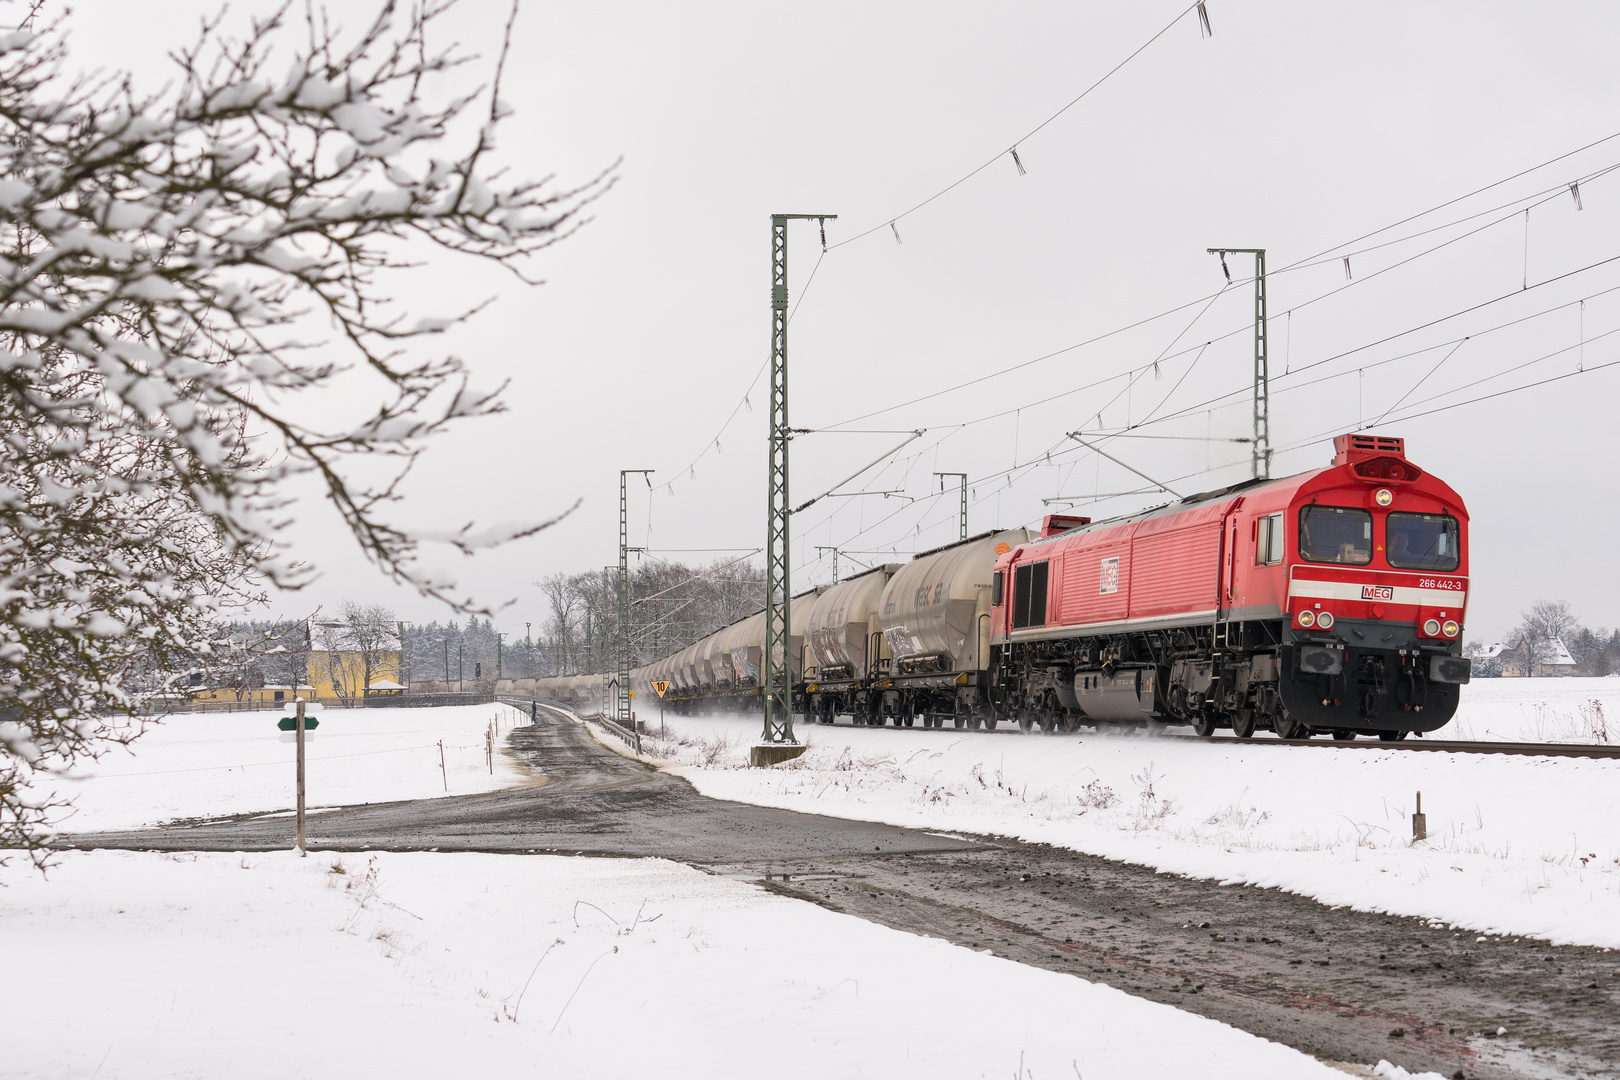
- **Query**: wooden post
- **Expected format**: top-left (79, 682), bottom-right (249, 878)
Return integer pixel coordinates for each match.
top-left (439, 739), bottom-right (448, 791)
top-left (1412, 790), bottom-right (1427, 842)
top-left (295, 699), bottom-right (307, 856)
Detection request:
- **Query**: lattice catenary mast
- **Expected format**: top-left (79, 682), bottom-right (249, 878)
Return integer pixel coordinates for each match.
top-left (762, 213), bottom-right (835, 748)
top-left (618, 469), bottom-right (652, 733)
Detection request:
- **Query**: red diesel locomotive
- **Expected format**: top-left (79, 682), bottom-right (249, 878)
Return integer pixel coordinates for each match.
top-left (990, 433), bottom-right (1472, 739)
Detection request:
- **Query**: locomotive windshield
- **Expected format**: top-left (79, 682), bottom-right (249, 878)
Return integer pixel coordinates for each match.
top-left (1386, 512), bottom-right (1460, 571)
top-left (1298, 505), bottom-right (1372, 565)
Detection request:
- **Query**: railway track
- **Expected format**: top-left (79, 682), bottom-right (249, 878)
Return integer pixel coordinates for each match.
top-left (507, 694), bottom-right (1620, 760)
top-left (1183, 733), bottom-right (1620, 759)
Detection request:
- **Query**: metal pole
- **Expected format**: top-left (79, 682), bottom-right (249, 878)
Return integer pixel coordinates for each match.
top-left (295, 699), bottom-right (306, 856)
top-left (816, 545), bottom-right (840, 584)
top-left (496, 632), bottom-right (504, 680)
top-left (443, 637), bottom-right (450, 687)
top-left (458, 640), bottom-right (463, 691)
top-left (763, 213), bottom-right (835, 747)
top-left (1207, 247), bottom-right (1270, 478)
top-left (935, 472), bottom-right (968, 541)
top-left (619, 470), bottom-right (653, 731)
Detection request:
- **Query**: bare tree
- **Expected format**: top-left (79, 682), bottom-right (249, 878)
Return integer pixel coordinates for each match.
top-left (538, 571), bottom-right (581, 674)
top-left (1513, 599), bottom-right (1580, 672)
top-left (340, 601), bottom-right (399, 698)
top-left (0, 2), bottom-right (609, 864)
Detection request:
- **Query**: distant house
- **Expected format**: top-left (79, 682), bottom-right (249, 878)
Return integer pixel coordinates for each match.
top-left (187, 684), bottom-right (316, 707)
top-left (1481, 637), bottom-right (1577, 678)
top-left (308, 621), bottom-right (403, 703)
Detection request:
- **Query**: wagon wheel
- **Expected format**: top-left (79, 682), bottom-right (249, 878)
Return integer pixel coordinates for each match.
top-left (1231, 710), bottom-right (1256, 739)
top-left (1377, 729), bottom-right (1409, 742)
top-left (1331, 729), bottom-right (1357, 742)
top-left (1192, 714), bottom-right (1217, 738)
top-left (1017, 711), bottom-right (1036, 733)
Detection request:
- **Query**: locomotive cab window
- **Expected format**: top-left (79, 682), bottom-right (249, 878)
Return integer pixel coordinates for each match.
top-left (1386, 512), bottom-right (1460, 571)
top-left (1255, 512), bottom-right (1284, 566)
top-left (1011, 561), bottom-right (1048, 629)
top-left (1298, 506), bottom-right (1372, 565)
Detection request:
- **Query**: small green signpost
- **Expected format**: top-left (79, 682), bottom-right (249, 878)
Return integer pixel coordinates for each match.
top-left (277, 700), bottom-right (315, 855)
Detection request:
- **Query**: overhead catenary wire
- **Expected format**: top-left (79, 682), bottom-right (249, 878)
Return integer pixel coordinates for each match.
top-left (659, 117), bottom-right (1620, 580)
top-left (816, 145), bottom-right (1620, 435)
top-left (1131, 254), bottom-right (1620, 434)
top-left (827, 2), bottom-right (1211, 251)
top-left (660, 250), bottom-right (830, 496)
top-left (808, 303), bottom-right (1620, 563)
top-left (664, 128), bottom-right (1620, 573)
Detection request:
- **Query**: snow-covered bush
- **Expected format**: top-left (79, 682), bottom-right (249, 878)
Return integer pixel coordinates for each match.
top-left (0, 1), bottom-right (610, 863)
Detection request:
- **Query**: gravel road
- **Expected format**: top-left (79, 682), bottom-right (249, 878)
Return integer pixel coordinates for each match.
top-left (61, 710), bottom-right (1618, 1080)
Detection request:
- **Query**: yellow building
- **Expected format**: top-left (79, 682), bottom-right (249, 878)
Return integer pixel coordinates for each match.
top-left (187, 684), bottom-right (316, 707)
top-left (306, 646), bottom-right (404, 703)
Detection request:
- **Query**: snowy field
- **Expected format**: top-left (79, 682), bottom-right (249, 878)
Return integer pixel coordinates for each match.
top-left (4, 685), bottom-right (1605, 1078)
top-left (1448, 676), bottom-right (1620, 742)
top-left (1, 848), bottom-right (1392, 1080)
top-left (647, 678), bottom-right (1620, 950)
top-left (43, 702), bottom-right (533, 834)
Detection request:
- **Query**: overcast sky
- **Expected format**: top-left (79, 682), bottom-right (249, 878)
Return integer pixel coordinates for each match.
top-left (63, 0), bottom-right (1620, 644)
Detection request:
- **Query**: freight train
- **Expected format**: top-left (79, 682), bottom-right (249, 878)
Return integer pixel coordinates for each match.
top-left (531, 433), bottom-right (1472, 740)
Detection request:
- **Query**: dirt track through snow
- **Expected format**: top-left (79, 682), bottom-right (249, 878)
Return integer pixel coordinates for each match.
top-left (61, 709), bottom-right (1620, 1080)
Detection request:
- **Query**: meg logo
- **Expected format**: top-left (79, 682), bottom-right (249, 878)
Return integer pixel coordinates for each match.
top-left (1361, 584), bottom-right (1394, 601)
top-left (1099, 556), bottom-right (1120, 595)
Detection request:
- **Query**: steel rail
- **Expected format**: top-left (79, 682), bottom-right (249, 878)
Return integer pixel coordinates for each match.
top-left (1178, 734), bottom-right (1620, 760)
top-left (791, 717), bottom-right (1620, 759)
top-left (507, 695), bottom-right (1620, 760)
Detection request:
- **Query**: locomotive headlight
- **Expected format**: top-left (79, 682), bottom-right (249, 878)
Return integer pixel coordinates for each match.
top-left (1442, 619), bottom-right (1460, 638)
top-left (1298, 610), bottom-right (1316, 628)
top-left (1316, 611), bottom-right (1335, 629)
top-left (1423, 618), bottom-right (1441, 636)
top-left (1374, 488), bottom-right (1394, 507)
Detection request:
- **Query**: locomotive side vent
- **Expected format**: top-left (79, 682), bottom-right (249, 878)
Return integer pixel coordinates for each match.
top-left (1333, 432), bottom-right (1408, 467)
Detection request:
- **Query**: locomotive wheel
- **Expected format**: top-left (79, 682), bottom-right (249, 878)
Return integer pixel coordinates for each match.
top-left (1231, 710), bottom-right (1256, 739)
top-left (1272, 713), bottom-right (1303, 740)
top-left (954, 716), bottom-right (966, 729)
top-left (1377, 729), bottom-right (1409, 742)
top-left (984, 716), bottom-right (999, 730)
top-left (1017, 712), bottom-right (1035, 733)
top-left (1192, 715), bottom-right (1217, 738)
top-left (1331, 729), bottom-right (1356, 742)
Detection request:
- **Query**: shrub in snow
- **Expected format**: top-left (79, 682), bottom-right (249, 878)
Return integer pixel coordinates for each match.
top-left (0, 1), bottom-right (611, 864)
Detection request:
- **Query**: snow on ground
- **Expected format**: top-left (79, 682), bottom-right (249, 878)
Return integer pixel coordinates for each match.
top-left (44, 702), bottom-right (532, 833)
top-left (0, 848), bottom-right (1383, 1080)
top-left (644, 679), bottom-right (1620, 950)
top-left (1448, 676), bottom-right (1620, 742)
